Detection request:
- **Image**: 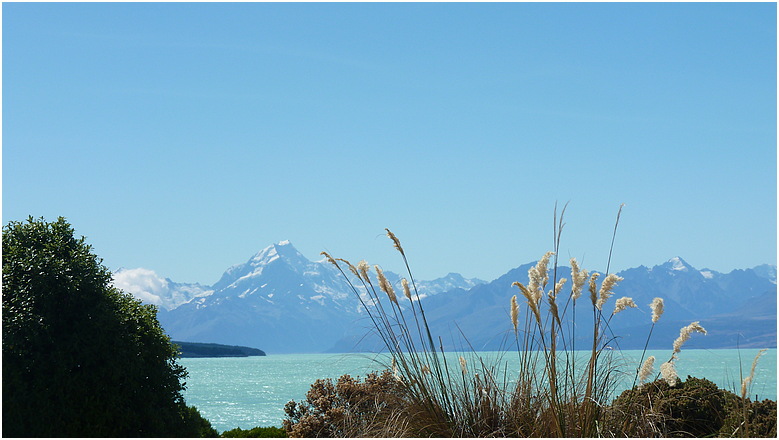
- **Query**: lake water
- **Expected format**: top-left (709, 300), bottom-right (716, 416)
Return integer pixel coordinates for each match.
top-left (180, 349), bottom-right (777, 433)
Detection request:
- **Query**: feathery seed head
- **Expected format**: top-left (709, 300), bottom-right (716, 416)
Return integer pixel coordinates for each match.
top-left (320, 251), bottom-right (338, 267)
top-left (375, 265), bottom-right (397, 304)
top-left (639, 356), bottom-right (656, 384)
top-left (514, 281), bottom-right (541, 324)
top-left (570, 258), bottom-right (588, 300)
top-left (613, 297), bottom-right (637, 315)
top-left (385, 228), bottom-right (405, 255)
top-left (537, 251), bottom-right (554, 286)
top-left (421, 365), bottom-right (431, 375)
top-left (741, 376), bottom-right (753, 399)
top-left (459, 356), bottom-right (468, 374)
top-left (741, 349), bottom-right (768, 398)
top-left (336, 258), bottom-right (360, 279)
top-left (660, 361), bottom-right (678, 387)
top-left (401, 278), bottom-right (412, 300)
top-left (513, 281), bottom-right (532, 302)
top-left (588, 272), bottom-right (601, 306)
top-left (553, 277), bottom-right (567, 297)
top-left (650, 297), bottom-right (665, 323)
top-left (672, 321), bottom-right (707, 354)
top-left (527, 252), bottom-right (554, 301)
top-left (527, 267), bottom-right (541, 301)
top-left (596, 273), bottom-right (623, 311)
top-left (357, 260), bottom-right (370, 283)
top-left (510, 295), bottom-right (519, 333)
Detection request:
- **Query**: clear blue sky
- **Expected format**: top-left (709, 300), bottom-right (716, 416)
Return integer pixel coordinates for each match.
top-left (3, 2), bottom-right (776, 284)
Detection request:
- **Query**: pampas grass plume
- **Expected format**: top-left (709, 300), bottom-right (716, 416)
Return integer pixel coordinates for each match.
top-left (613, 297), bottom-right (637, 315)
top-left (741, 349), bottom-right (768, 398)
top-left (510, 295), bottom-right (519, 333)
top-left (385, 228), bottom-right (404, 255)
top-left (672, 321), bottom-right (707, 355)
top-left (570, 258), bottom-right (587, 300)
top-left (357, 260), bottom-right (370, 283)
top-left (375, 265), bottom-right (397, 304)
top-left (596, 273), bottom-right (623, 311)
top-left (528, 252), bottom-right (554, 302)
top-left (553, 277), bottom-right (567, 297)
top-left (320, 251), bottom-right (337, 267)
top-left (588, 272), bottom-right (601, 307)
top-left (660, 361), bottom-right (678, 387)
top-left (639, 356), bottom-right (655, 384)
top-left (401, 278), bottom-right (412, 300)
top-left (650, 297), bottom-right (664, 323)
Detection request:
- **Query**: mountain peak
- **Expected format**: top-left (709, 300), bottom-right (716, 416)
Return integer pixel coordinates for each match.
top-left (250, 240), bottom-right (306, 267)
top-left (665, 256), bottom-right (692, 271)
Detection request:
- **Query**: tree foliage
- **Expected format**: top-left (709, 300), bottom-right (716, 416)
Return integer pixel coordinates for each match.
top-left (2, 216), bottom-right (215, 437)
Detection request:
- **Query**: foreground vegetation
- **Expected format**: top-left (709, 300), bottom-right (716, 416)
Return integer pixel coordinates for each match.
top-left (284, 209), bottom-right (776, 437)
top-left (284, 370), bottom-right (775, 437)
top-left (6, 215), bottom-right (772, 437)
top-left (2, 217), bottom-right (217, 437)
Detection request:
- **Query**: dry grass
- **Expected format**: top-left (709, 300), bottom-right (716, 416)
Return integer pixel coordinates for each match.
top-left (292, 206), bottom-right (773, 437)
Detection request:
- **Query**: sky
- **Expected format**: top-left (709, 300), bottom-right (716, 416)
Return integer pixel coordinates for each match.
top-left (3, 2), bottom-right (777, 285)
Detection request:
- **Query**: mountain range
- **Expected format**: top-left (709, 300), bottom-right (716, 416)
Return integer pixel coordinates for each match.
top-left (113, 241), bottom-right (776, 354)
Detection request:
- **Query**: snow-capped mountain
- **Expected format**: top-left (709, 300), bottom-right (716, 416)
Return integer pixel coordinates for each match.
top-left (123, 241), bottom-right (485, 354)
top-left (118, 245), bottom-right (776, 353)
top-left (412, 257), bottom-right (776, 351)
top-left (328, 257), bottom-right (776, 352)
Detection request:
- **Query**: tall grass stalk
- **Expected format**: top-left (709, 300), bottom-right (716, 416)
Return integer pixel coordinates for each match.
top-left (321, 206), bottom-right (707, 437)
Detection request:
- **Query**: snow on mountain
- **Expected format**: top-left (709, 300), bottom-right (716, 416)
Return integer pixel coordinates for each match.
top-left (112, 268), bottom-right (213, 311)
top-left (666, 256), bottom-right (691, 272)
top-left (153, 241), bottom-right (484, 354)
top-left (752, 264), bottom-right (778, 284)
top-left (122, 242), bottom-right (775, 353)
top-left (332, 258), bottom-right (776, 352)
top-left (415, 273), bottom-right (486, 299)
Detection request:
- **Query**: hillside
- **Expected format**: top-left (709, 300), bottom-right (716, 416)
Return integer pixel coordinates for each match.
top-left (172, 341), bottom-right (266, 358)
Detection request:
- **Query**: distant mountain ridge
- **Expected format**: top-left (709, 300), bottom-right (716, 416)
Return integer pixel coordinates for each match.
top-left (114, 242), bottom-right (776, 354)
top-left (406, 256), bottom-right (776, 353)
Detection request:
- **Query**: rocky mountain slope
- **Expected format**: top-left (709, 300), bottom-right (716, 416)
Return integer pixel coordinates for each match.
top-left (115, 244), bottom-right (776, 354)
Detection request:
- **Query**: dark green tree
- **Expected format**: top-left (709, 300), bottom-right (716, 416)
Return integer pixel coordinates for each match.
top-left (2, 216), bottom-right (216, 437)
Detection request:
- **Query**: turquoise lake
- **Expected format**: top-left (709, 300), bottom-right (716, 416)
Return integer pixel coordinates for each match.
top-left (180, 349), bottom-right (777, 433)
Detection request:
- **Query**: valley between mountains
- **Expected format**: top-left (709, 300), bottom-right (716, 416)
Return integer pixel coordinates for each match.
top-left (113, 241), bottom-right (777, 354)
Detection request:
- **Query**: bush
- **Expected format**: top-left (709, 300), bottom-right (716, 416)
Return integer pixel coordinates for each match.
top-left (283, 370), bottom-right (407, 437)
top-left (2, 217), bottom-right (209, 437)
top-left (720, 397), bottom-right (777, 438)
top-left (221, 426), bottom-right (287, 437)
top-left (609, 376), bottom-right (733, 437)
top-left (608, 375), bottom-right (777, 438)
top-left (183, 405), bottom-right (220, 437)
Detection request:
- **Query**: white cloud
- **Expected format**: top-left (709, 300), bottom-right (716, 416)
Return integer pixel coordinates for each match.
top-left (113, 268), bottom-right (215, 311)
top-left (112, 268), bottom-right (170, 308)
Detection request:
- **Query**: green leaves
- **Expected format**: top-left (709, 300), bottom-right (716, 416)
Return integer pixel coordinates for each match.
top-left (2, 216), bottom-right (201, 437)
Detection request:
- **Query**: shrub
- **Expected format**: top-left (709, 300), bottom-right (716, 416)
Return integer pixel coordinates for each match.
top-left (283, 370), bottom-right (408, 437)
top-left (720, 397), bottom-right (778, 438)
top-left (608, 376), bottom-right (734, 437)
top-left (2, 217), bottom-right (208, 437)
top-left (221, 426), bottom-right (287, 437)
top-left (183, 405), bottom-right (220, 437)
top-left (608, 375), bottom-right (777, 438)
